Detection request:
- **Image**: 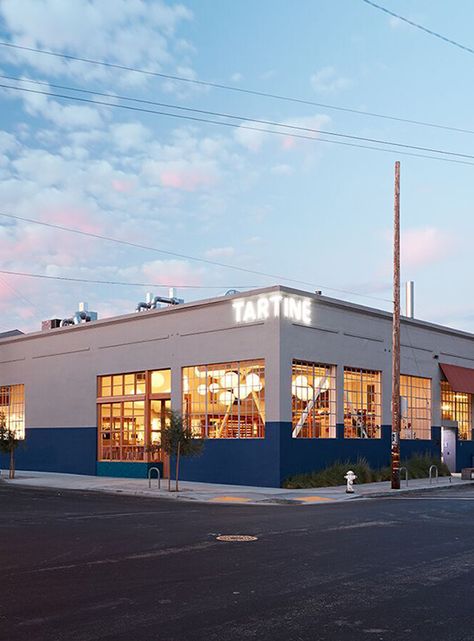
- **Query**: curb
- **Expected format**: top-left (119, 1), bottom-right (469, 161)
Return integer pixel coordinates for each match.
top-left (3, 477), bottom-right (474, 506)
top-left (350, 479), bottom-right (474, 499)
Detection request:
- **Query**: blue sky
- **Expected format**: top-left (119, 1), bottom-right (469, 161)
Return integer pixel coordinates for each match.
top-left (0, 0), bottom-right (473, 333)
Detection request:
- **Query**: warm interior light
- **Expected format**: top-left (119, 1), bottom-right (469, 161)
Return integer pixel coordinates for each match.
top-left (209, 383), bottom-right (220, 393)
top-left (218, 390), bottom-right (235, 405)
top-left (151, 371), bottom-right (165, 390)
top-left (183, 376), bottom-right (190, 393)
top-left (197, 383), bottom-right (207, 396)
top-left (195, 366), bottom-right (207, 378)
top-left (293, 375), bottom-right (308, 387)
top-left (296, 386), bottom-right (313, 401)
top-left (245, 373), bottom-right (263, 392)
top-left (209, 369), bottom-right (227, 378)
top-left (233, 384), bottom-right (250, 399)
top-left (220, 371), bottom-right (239, 389)
top-left (314, 376), bottom-right (330, 391)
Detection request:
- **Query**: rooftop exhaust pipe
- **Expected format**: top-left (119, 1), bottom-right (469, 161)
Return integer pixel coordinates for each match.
top-left (136, 288), bottom-right (184, 312)
top-left (405, 281), bottom-right (414, 319)
top-left (60, 302), bottom-right (98, 327)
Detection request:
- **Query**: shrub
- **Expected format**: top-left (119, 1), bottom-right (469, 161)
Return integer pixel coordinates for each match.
top-left (283, 458), bottom-right (376, 489)
top-left (282, 452), bottom-right (450, 489)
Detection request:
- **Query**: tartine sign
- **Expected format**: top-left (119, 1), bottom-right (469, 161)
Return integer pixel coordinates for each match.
top-left (232, 295), bottom-right (312, 325)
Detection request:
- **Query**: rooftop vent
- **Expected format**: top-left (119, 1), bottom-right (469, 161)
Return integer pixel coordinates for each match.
top-left (54, 302), bottom-right (99, 328)
top-left (41, 319), bottom-right (61, 331)
top-left (136, 288), bottom-right (184, 312)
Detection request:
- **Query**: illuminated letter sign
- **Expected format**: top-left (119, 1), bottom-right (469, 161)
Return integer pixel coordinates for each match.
top-left (233, 295), bottom-right (312, 325)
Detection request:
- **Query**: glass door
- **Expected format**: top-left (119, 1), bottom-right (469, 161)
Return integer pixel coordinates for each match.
top-left (149, 399), bottom-right (171, 462)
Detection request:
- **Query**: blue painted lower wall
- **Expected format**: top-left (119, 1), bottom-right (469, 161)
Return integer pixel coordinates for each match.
top-left (175, 422), bottom-right (281, 487)
top-left (280, 424), bottom-right (391, 483)
top-left (0, 426), bottom-right (97, 476)
top-left (0, 422), bottom-right (461, 486)
top-left (456, 440), bottom-right (474, 470)
top-left (174, 423), bottom-right (444, 487)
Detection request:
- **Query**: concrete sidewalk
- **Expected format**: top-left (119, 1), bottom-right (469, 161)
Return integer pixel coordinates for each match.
top-left (1, 469), bottom-right (473, 505)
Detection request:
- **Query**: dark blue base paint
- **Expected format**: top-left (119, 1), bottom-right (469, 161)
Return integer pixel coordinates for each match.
top-left (456, 440), bottom-right (474, 470)
top-left (177, 423), bottom-right (444, 487)
top-left (0, 427), bottom-right (97, 476)
top-left (0, 423), bottom-right (457, 487)
top-left (175, 422), bottom-right (281, 487)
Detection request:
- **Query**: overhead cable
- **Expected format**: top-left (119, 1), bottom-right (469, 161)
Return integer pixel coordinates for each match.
top-left (0, 269), bottom-right (258, 290)
top-left (362, 0), bottom-right (474, 55)
top-left (0, 211), bottom-right (393, 303)
top-left (0, 38), bottom-right (473, 136)
top-left (1, 81), bottom-right (474, 166)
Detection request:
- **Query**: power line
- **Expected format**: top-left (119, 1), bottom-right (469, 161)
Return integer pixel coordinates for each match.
top-left (0, 273), bottom-right (45, 314)
top-left (362, 0), bottom-right (474, 55)
top-left (0, 211), bottom-right (393, 303)
top-left (1, 38), bottom-right (473, 137)
top-left (0, 268), bottom-right (257, 290)
top-left (2, 81), bottom-right (474, 166)
top-left (4, 74), bottom-right (474, 161)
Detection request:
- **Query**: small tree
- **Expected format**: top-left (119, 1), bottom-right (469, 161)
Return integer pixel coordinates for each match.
top-left (0, 412), bottom-right (22, 479)
top-left (149, 410), bottom-right (203, 492)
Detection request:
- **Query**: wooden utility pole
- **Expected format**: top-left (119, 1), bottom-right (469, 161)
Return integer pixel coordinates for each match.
top-left (391, 161), bottom-right (401, 490)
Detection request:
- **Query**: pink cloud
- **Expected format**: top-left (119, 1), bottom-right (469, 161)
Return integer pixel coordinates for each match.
top-left (401, 227), bottom-right (456, 269)
top-left (160, 169), bottom-right (216, 192)
top-left (141, 259), bottom-right (204, 288)
top-left (281, 136), bottom-right (297, 150)
top-left (41, 206), bottom-right (103, 235)
top-left (112, 179), bottom-right (135, 193)
top-left (0, 279), bottom-right (13, 303)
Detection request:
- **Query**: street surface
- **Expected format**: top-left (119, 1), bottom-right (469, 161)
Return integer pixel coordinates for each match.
top-left (2, 483), bottom-right (474, 641)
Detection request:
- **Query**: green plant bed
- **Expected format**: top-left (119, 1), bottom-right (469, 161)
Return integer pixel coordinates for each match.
top-left (283, 453), bottom-right (450, 489)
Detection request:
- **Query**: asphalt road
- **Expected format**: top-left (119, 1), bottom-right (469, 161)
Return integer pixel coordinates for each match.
top-left (2, 484), bottom-right (474, 641)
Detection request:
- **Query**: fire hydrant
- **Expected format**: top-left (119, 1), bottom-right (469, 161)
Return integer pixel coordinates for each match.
top-left (344, 470), bottom-right (357, 494)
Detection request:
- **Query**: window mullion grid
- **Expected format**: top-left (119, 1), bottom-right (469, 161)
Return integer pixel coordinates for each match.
top-left (311, 364), bottom-right (315, 438)
top-left (237, 365), bottom-right (241, 439)
top-left (205, 366), bottom-right (209, 438)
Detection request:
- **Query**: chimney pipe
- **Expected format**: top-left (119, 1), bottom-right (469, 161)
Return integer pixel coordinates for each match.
top-left (406, 281), bottom-right (414, 319)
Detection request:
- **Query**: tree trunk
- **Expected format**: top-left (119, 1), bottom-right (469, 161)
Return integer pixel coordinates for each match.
top-left (9, 448), bottom-right (15, 480)
top-left (175, 441), bottom-right (181, 492)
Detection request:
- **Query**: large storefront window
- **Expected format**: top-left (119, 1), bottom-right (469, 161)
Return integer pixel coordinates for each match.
top-left (400, 375), bottom-right (431, 439)
top-left (97, 370), bottom-right (171, 462)
top-left (183, 360), bottom-right (265, 438)
top-left (344, 368), bottom-right (381, 438)
top-left (292, 361), bottom-right (336, 438)
top-left (0, 384), bottom-right (25, 439)
top-left (441, 382), bottom-right (472, 440)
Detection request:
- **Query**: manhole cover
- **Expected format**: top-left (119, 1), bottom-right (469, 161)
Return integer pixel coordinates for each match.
top-left (216, 534), bottom-right (258, 542)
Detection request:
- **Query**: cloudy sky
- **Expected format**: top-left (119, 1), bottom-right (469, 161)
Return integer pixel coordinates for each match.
top-left (0, 0), bottom-right (474, 333)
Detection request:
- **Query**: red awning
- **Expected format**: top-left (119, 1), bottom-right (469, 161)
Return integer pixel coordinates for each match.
top-left (440, 363), bottom-right (474, 394)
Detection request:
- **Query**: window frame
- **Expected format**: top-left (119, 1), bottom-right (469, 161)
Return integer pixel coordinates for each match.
top-left (0, 383), bottom-right (25, 439)
top-left (291, 360), bottom-right (337, 439)
top-left (343, 367), bottom-right (382, 439)
top-left (400, 374), bottom-right (432, 440)
top-left (182, 359), bottom-right (265, 439)
top-left (97, 369), bottom-right (171, 462)
top-left (441, 381), bottom-right (472, 441)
